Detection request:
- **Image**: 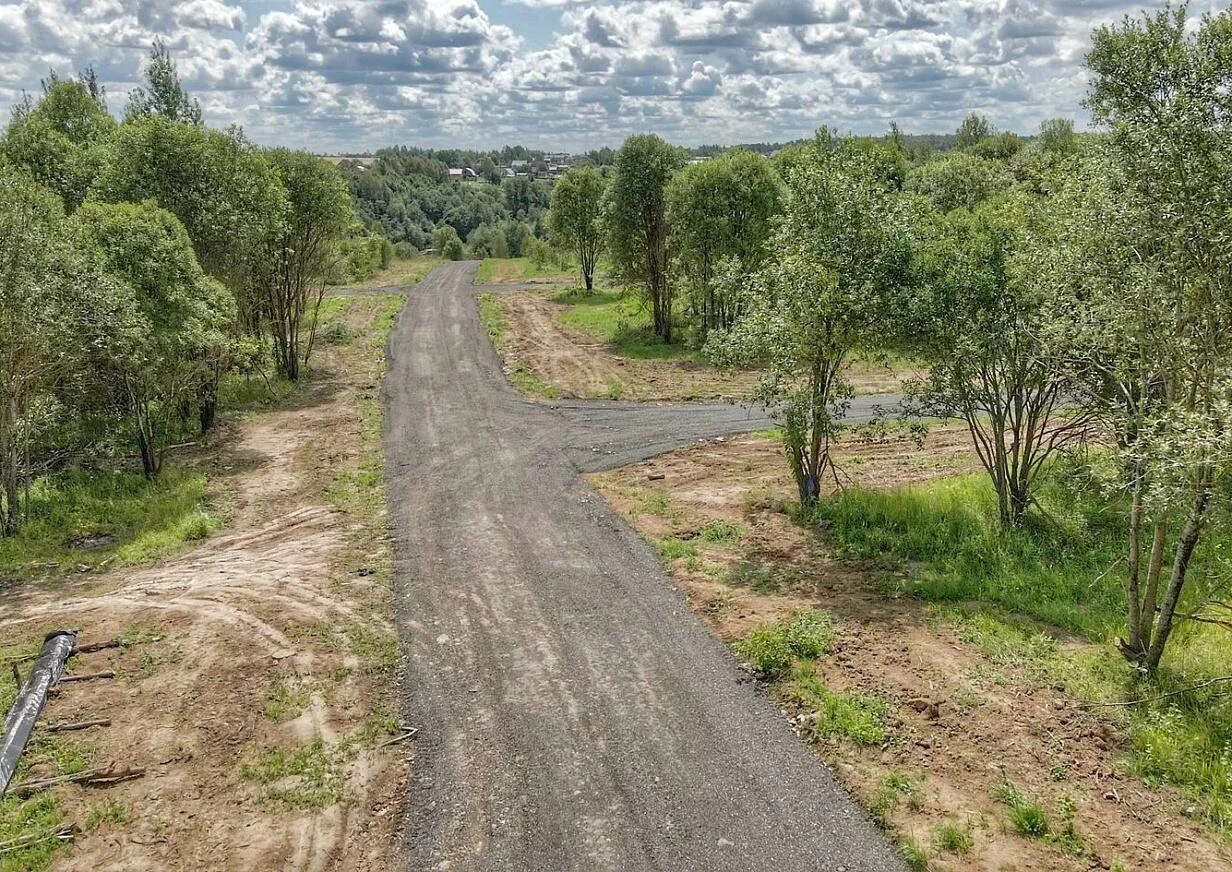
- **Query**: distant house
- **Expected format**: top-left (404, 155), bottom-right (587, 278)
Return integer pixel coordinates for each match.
top-left (511, 159), bottom-right (528, 169)
top-left (447, 167), bottom-right (478, 180)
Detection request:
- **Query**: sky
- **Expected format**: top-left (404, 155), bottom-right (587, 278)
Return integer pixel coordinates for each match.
top-left (0, 1), bottom-right (1194, 153)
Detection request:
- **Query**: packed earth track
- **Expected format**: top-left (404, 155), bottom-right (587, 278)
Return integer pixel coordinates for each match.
top-left (383, 261), bottom-right (904, 871)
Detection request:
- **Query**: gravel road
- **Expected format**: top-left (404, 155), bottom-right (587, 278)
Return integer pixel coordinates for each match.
top-left (383, 261), bottom-right (904, 871)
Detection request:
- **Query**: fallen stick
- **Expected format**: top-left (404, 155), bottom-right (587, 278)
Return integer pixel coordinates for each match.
top-left (58, 670), bottom-right (115, 684)
top-left (376, 727), bottom-right (419, 749)
top-left (11, 765), bottom-right (145, 798)
top-left (72, 639), bottom-right (121, 656)
top-left (0, 823), bottom-right (76, 855)
top-left (45, 719), bottom-right (111, 733)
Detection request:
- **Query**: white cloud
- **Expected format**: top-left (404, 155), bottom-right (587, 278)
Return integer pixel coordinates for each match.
top-left (0, 0), bottom-right (1154, 150)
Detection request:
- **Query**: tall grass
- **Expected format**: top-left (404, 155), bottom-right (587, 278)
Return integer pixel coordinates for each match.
top-left (810, 469), bottom-right (1232, 835)
top-left (0, 469), bottom-right (217, 575)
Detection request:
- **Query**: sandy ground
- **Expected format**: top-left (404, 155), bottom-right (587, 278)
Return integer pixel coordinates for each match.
top-left (489, 288), bottom-right (912, 401)
top-left (1, 296), bottom-right (405, 871)
top-left (589, 428), bottom-right (1231, 872)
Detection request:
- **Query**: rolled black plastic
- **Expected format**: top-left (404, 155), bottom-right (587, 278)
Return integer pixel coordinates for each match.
top-left (0, 630), bottom-right (77, 797)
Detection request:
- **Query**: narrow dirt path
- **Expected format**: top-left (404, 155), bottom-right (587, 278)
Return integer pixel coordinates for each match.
top-left (384, 261), bottom-right (903, 871)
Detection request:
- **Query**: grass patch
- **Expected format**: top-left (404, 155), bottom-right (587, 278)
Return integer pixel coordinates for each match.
top-left (240, 739), bottom-right (345, 810)
top-left (699, 519), bottom-right (744, 546)
top-left (265, 678), bottom-right (312, 723)
top-left (0, 793), bottom-right (68, 872)
top-left (931, 821), bottom-right (973, 854)
top-left (552, 288), bottom-right (701, 361)
top-left (785, 670), bottom-right (888, 746)
top-left (0, 468), bottom-right (218, 576)
top-left (897, 835), bottom-right (930, 871)
top-left (812, 468), bottom-right (1232, 835)
top-left (476, 257), bottom-right (571, 284)
top-left (870, 770), bottom-right (924, 823)
top-left (994, 778), bottom-right (1051, 838)
top-left (735, 610), bottom-right (836, 678)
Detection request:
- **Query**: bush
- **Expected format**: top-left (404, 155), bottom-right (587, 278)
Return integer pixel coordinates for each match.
top-left (735, 626), bottom-right (794, 678)
top-left (783, 610), bottom-right (835, 659)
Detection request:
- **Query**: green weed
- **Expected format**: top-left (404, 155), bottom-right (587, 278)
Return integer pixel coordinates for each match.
top-left (0, 793), bottom-right (68, 872)
top-left (785, 671), bottom-right (887, 746)
top-left (84, 797), bottom-right (130, 831)
top-left (265, 678), bottom-right (312, 723)
top-left (699, 520), bottom-right (744, 546)
top-left (994, 778), bottom-right (1050, 837)
top-left (931, 821), bottom-right (973, 854)
top-left (898, 835), bottom-right (930, 871)
top-left (0, 469), bottom-right (217, 576)
top-left (239, 739), bottom-right (345, 810)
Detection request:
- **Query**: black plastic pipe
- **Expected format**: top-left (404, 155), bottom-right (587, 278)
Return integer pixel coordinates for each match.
top-left (0, 630), bottom-right (77, 798)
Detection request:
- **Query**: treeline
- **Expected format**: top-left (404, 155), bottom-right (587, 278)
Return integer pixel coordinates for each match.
top-left (0, 44), bottom-right (366, 535)
top-left (344, 150), bottom-right (555, 258)
top-left (552, 6), bottom-right (1231, 672)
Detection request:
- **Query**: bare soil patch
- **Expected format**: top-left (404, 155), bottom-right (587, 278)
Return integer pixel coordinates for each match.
top-left (589, 428), bottom-right (1229, 872)
top-left (1, 294), bottom-right (406, 871)
top-left (490, 289), bottom-right (912, 401)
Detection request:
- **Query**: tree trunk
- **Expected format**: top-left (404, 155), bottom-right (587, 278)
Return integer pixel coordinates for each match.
top-left (1145, 484), bottom-right (1211, 671)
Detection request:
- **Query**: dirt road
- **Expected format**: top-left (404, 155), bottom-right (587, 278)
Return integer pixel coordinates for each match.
top-left (383, 261), bottom-right (903, 871)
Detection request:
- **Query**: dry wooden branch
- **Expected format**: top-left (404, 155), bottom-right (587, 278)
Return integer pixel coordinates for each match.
top-left (1080, 675), bottom-right (1232, 708)
top-left (376, 727), bottom-right (419, 749)
top-left (58, 670), bottom-right (115, 684)
top-left (45, 719), bottom-right (111, 733)
top-left (0, 823), bottom-right (76, 855)
top-left (72, 639), bottom-right (121, 656)
top-left (11, 766), bottom-right (145, 798)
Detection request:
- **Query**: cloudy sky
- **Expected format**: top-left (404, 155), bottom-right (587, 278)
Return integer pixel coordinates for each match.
top-left (0, 1), bottom-right (1195, 152)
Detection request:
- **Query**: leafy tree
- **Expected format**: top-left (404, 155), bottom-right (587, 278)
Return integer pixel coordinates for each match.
top-left (0, 169), bottom-right (74, 533)
top-left (432, 224), bottom-right (464, 260)
top-left (549, 165), bottom-right (607, 291)
top-left (955, 113), bottom-right (993, 149)
top-left (910, 197), bottom-right (1086, 529)
top-left (1041, 4), bottom-right (1232, 670)
top-left (606, 134), bottom-right (687, 342)
top-left (71, 201), bottom-right (235, 477)
top-left (252, 150), bottom-right (355, 381)
top-left (1, 73), bottom-right (116, 210)
top-left (907, 151), bottom-right (1013, 213)
top-left (666, 150), bottom-right (782, 335)
top-left (93, 116), bottom-right (287, 333)
top-left (1038, 118), bottom-right (1078, 155)
top-left (126, 40), bottom-right (203, 126)
top-left (709, 135), bottom-right (916, 505)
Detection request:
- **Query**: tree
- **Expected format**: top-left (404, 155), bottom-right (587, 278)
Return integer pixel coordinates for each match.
top-left (955, 113), bottom-right (993, 149)
top-left (709, 135), bottom-right (916, 505)
top-left (549, 165), bottom-right (606, 291)
top-left (1038, 118), bottom-right (1078, 155)
top-left (432, 224), bottom-right (464, 260)
top-left (0, 169), bottom-right (74, 533)
top-left (1040, 4), bottom-right (1232, 671)
top-left (666, 150), bottom-right (782, 336)
top-left (126, 40), bottom-right (203, 126)
top-left (71, 201), bottom-right (235, 477)
top-left (93, 116), bottom-right (287, 332)
top-left (606, 134), bottom-right (686, 342)
top-left (253, 150), bottom-right (354, 381)
top-left (910, 197), bottom-right (1087, 529)
top-left (908, 151), bottom-right (1014, 213)
top-left (1, 73), bottom-right (116, 210)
